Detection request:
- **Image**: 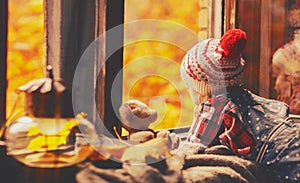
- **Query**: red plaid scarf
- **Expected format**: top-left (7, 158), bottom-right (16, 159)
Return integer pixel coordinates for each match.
top-left (188, 95), bottom-right (257, 155)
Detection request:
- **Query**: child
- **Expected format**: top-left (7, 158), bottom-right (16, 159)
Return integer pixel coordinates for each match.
top-left (180, 29), bottom-right (300, 183)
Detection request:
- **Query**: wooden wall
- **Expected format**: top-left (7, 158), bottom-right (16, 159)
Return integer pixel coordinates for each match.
top-left (237, 0), bottom-right (262, 95)
top-left (237, 0), bottom-right (288, 98)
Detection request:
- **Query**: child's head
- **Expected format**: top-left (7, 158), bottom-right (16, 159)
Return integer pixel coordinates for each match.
top-left (180, 29), bottom-right (247, 104)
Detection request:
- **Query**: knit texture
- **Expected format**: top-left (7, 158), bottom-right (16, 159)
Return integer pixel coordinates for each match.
top-left (181, 29), bottom-right (246, 95)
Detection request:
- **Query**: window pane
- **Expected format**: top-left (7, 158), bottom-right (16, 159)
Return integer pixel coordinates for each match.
top-left (124, 0), bottom-right (207, 130)
top-left (269, 1), bottom-right (300, 115)
top-left (7, 0), bottom-right (44, 116)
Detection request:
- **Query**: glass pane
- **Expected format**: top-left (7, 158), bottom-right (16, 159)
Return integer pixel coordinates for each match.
top-left (270, 1), bottom-right (300, 115)
top-left (7, 0), bottom-right (44, 116)
top-left (123, 0), bottom-right (207, 130)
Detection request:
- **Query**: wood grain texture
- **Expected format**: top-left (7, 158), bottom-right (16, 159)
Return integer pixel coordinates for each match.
top-left (45, 0), bottom-right (124, 136)
top-left (259, 0), bottom-right (272, 98)
top-left (237, 0), bottom-right (261, 94)
top-left (208, 0), bottom-right (222, 38)
top-left (104, 0), bottom-right (124, 136)
top-left (95, 0), bottom-right (106, 134)
top-left (224, 0), bottom-right (237, 32)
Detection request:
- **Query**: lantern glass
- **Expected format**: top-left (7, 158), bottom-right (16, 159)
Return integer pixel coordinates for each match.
top-left (4, 114), bottom-right (98, 168)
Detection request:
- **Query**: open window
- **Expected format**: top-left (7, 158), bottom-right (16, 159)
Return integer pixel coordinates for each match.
top-left (122, 0), bottom-right (233, 131)
top-left (2, 0), bottom-right (300, 139)
top-left (2, 0), bottom-right (124, 137)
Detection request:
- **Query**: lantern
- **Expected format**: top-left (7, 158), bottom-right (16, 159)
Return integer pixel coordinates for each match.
top-left (4, 66), bottom-right (98, 168)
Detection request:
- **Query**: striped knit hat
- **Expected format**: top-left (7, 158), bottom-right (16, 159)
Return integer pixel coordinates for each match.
top-left (180, 29), bottom-right (247, 95)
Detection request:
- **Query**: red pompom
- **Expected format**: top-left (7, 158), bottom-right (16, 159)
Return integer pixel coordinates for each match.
top-left (219, 29), bottom-right (247, 58)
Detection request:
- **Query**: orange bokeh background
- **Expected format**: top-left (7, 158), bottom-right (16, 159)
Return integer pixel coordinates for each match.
top-left (124, 0), bottom-right (200, 129)
top-left (7, 0), bottom-right (44, 117)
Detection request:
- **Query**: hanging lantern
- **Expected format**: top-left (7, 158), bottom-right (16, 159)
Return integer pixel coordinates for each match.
top-left (4, 66), bottom-right (98, 168)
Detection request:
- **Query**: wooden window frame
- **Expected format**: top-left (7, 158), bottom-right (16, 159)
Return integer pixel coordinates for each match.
top-left (259, 0), bottom-right (272, 98)
top-left (45, 0), bottom-right (124, 136)
top-left (0, 0), bottom-right (124, 137)
top-left (237, 0), bottom-right (289, 98)
top-left (208, 0), bottom-right (237, 38)
top-left (0, 0), bottom-right (8, 129)
top-left (208, 0), bottom-right (223, 38)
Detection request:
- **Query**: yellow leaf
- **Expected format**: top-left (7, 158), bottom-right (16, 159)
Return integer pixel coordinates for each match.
top-left (27, 126), bottom-right (40, 136)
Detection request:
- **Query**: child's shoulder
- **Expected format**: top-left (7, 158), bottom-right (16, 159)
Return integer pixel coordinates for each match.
top-left (202, 88), bottom-right (289, 118)
top-left (228, 88), bottom-right (289, 118)
top-left (246, 90), bottom-right (290, 118)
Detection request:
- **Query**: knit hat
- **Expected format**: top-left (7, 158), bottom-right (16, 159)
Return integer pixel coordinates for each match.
top-left (180, 29), bottom-right (247, 95)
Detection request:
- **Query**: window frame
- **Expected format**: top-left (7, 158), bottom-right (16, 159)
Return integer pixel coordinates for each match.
top-left (44, 0), bottom-right (124, 136)
top-left (0, 0), bottom-right (124, 136)
top-left (0, 0), bottom-right (8, 130)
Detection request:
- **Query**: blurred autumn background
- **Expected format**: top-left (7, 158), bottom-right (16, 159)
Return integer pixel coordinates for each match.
top-left (124, 0), bottom-right (203, 130)
top-left (7, 0), bottom-right (44, 118)
top-left (8, 0), bottom-right (204, 130)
